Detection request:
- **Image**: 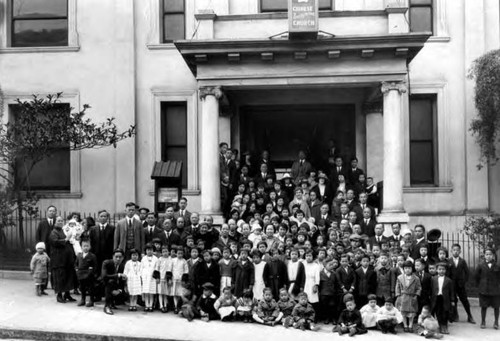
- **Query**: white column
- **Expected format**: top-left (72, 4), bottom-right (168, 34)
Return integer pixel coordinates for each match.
top-left (199, 86), bottom-right (223, 215)
top-left (364, 101), bottom-right (384, 183)
top-left (378, 81), bottom-right (409, 234)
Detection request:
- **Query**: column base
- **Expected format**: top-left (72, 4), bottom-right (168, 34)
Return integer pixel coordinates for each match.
top-left (377, 211), bottom-right (410, 237)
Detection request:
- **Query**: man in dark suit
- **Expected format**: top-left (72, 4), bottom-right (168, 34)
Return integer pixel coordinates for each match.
top-left (411, 224), bottom-right (427, 260)
top-left (257, 150), bottom-right (276, 178)
top-left (174, 216), bottom-right (190, 244)
top-left (158, 218), bottom-right (182, 249)
top-left (75, 239), bottom-right (98, 307)
top-left (187, 212), bottom-right (201, 235)
top-left (448, 244), bottom-right (475, 323)
top-left (316, 203), bottom-right (334, 230)
top-left (367, 224), bottom-right (387, 251)
top-left (329, 156), bottom-right (347, 190)
top-left (174, 197), bottom-right (191, 224)
top-left (254, 163), bottom-right (271, 187)
top-left (387, 223), bottom-right (404, 247)
top-left (90, 210), bottom-right (115, 278)
top-left (352, 193), bottom-right (375, 220)
top-left (113, 202), bottom-right (145, 258)
top-left (345, 190), bottom-right (358, 212)
top-left (219, 142), bottom-right (228, 175)
top-left (143, 212), bottom-right (163, 245)
top-left (431, 262), bottom-right (454, 334)
top-left (138, 207), bottom-right (149, 228)
top-left (221, 149), bottom-right (237, 186)
top-left (212, 223), bottom-right (234, 251)
top-left (35, 205), bottom-right (57, 257)
top-left (360, 207), bottom-right (377, 237)
top-left (290, 150), bottom-right (313, 185)
top-left (347, 157), bottom-right (364, 187)
top-left (101, 248), bottom-right (126, 315)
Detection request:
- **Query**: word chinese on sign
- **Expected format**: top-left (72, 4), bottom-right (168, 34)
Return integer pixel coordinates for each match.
top-left (288, 0), bottom-right (319, 39)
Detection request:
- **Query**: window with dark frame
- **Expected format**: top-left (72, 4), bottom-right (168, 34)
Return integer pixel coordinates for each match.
top-left (162, 0), bottom-right (185, 42)
top-left (11, 103), bottom-right (71, 191)
top-left (161, 102), bottom-right (188, 188)
top-left (409, 94), bottom-right (438, 186)
top-left (409, 0), bottom-right (433, 33)
top-left (260, 0), bottom-right (332, 13)
top-left (11, 0), bottom-right (68, 47)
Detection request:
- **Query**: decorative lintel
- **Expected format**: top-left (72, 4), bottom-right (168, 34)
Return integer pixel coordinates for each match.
top-left (362, 101), bottom-right (383, 114)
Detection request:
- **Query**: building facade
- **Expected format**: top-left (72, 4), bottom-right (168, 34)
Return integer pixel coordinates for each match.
top-left (0, 0), bottom-right (499, 231)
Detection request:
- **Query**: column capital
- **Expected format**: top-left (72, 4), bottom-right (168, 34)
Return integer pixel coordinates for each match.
top-left (362, 101), bottom-right (383, 114)
top-left (381, 81), bottom-right (407, 95)
top-left (199, 86), bottom-right (223, 100)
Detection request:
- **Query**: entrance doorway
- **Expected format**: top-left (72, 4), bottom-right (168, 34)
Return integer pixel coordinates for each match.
top-left (239, 104), bottom-right (356, 170)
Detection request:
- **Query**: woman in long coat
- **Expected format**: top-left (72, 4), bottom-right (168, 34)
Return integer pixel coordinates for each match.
top-left (49, 216), bottom-right (76, 303)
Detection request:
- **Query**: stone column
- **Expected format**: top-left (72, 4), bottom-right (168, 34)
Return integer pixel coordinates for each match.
top-left (363, 101), bottom-right (384, 184)
top-left (378, 81), bottom-right (409, 234)
top-left (199, 86), bottom-right (223, 215)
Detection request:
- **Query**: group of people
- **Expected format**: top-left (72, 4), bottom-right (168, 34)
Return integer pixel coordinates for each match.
top-left (29, 147), bottom-right (500, 336)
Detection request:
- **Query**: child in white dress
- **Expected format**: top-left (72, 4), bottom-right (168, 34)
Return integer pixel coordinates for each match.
top-left (168, 246), bottom-right (189, 314)
top-left (141, 243), bottom-right (158, 312)
top-left (252, 250), bottom-right (267, 300)
top-left (303, 250), bottom-right (320, 310)
top-left (360, 294), bottom-right (380, 329)
top-left (124, 249), bottom-right (142, 311)
top-left (157, 245), bottom-right (172, 313)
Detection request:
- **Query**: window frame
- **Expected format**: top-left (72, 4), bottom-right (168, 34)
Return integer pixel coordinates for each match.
top-left (160, 101), bottom-right (188, 188)
top-left (0, 0), bottom-right (79, 53)
top-left (403, 83), bottom-right (451, 192)
top-left (161, 0), bottom-right (186, 43)
top-left (151, 89), bottom-right (199, 194)
top-left (409, 0), bottom-right (433, 34)
top-left (408, 93), bottom-right (438, 186)
top-left (11, 0), bottom-right (69, 47)
top-left (1, 92), bottom-right (82, 198)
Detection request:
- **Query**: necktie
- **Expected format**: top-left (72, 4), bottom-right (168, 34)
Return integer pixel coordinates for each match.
top-left (377, 236), bottom-right (380, 243)
top-left (365, 219), bottom-right (369, 225)
top-left (180, 210), bottom-right (184, 217)
top-left (337, 167), bottom-right (340, 172)
top-left (128, 219), bottom-right (131, 229)
top-left (48, 219), bottom-right (53, 227)
top-left (101, 224), bottom-right (104, 231)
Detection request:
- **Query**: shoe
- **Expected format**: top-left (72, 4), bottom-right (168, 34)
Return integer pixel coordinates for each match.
top-left (128, 307), bottom-right (133, 311)
top-left (174, 308), bottom-right (179, 314)
top-left (74, 289), bottom-right (81, 295)
top-left (324, 320), bottom-right (330, 325)
top-left (77, 300), bottom-right (85, 306)
top-left (104, 306), bottom-right (114, 315)
top-left (110, 304), bottom-right (117, 309)
top-left (64, 294), bottom-right (76, 302)
top-left (349, 329), bottom-right (356, 337)
top-left (86, 301), bottom-right (94, 307)
top-left (390, 328), bottom-right (397, 334)
top-left (481, 322), bottom-right (486, 329)
top-left (41, 290), bottom-right (48, 295)
top-left (494, 323), bottom-right (498, 330)
top-left (441, 326), bottom-right (449, 334)
top-left (468, 316), bottom-right (476, 324)
top-left (57, 295), bottom-right (66, 303)
top-left (132, 307), bottom-right (137, 311)
top-left (382, 330), bottom-right (387, 334)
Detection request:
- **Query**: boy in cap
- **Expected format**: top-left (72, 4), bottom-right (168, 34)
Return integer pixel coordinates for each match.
top-left (30, 242), bottom-right (50, 296)
top-left (337, 294), bottom-right (367, 336)
top-left (197, 282), bottom-right (219, 322)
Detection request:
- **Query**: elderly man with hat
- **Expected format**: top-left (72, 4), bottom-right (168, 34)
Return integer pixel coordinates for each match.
top-left (281, 173), bottom-right (296, 201)
top-left (291, 150), bottom-right (313, 185)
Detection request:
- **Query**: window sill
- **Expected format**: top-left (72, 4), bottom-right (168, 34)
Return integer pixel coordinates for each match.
top-left (427, 36), bottom-right (451, 43)
top-left (149, 189), bottom-right (200, 196)
top-left (403, 186), bottom-right (453, 193)
top-left (0, 46), bottom-right (80, 54)
top-left (146, 43), bottom-right (177, 50)
top-left (36, 192), bottom-right (83, 199)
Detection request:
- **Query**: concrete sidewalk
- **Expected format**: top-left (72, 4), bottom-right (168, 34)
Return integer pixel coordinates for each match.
top-left (0, 278), bottom-right (498, 341)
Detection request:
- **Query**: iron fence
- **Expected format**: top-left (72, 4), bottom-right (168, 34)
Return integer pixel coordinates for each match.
top-left (0, 209), bottom-right (491, 269)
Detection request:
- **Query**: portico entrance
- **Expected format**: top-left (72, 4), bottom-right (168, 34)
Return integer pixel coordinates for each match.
top-left (239, 104), bottom-right (356, 170)
top-left (175, 33), bottom-right (431, 227)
